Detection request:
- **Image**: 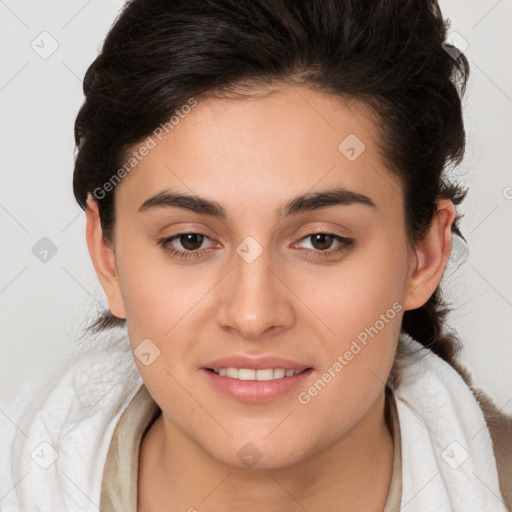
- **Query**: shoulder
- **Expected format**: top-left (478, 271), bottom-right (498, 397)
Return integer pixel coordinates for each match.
top-left (473, 387), bottom-right (512, 512)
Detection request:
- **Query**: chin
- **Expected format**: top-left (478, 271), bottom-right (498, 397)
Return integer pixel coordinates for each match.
top-left (206, 436), bottom-right (310, 470)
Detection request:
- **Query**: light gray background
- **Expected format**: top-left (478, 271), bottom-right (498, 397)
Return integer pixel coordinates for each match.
top-left (1, 0), bottom-right (511, 411)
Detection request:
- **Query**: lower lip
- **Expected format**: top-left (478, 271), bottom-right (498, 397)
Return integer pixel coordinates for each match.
top-left (202, 368), bottom-right (314, 403)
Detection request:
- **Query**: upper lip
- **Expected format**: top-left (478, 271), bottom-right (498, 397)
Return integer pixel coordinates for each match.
top-left (203, 355), bottom-right (311, 371)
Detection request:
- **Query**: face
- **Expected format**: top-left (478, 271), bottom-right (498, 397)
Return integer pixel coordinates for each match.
top-left (88, 84), bottom-right (448, 469)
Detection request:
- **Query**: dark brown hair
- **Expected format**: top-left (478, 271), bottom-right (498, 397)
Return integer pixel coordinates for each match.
top-left (73, 0), bottom-right (472, 383)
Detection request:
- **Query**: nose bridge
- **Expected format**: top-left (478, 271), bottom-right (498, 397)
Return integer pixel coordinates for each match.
top-left (217, 237), bottom-right (294, 338)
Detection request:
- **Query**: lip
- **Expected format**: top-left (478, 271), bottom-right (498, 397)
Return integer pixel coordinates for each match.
top-left (203, 354), bottom-right (310, 372)
top-left (202, 368), bottom-right (313, 403)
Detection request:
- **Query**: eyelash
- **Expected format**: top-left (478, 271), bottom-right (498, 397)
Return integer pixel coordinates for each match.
top-left (157, 232), bottom-right (355, 261)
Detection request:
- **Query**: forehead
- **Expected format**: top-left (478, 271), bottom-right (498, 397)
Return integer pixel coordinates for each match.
top-left (115, 85), bottom-right (403, 220)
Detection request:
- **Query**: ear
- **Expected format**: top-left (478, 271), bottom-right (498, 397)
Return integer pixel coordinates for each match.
top-left (85, 194), bottom-right (126, 319)
top-left (402, 198), bottom-right (456, 311)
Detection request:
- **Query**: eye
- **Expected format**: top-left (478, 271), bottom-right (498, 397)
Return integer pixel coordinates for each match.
top-left (158, 231), bottom-right (355, 261)
top-left (158, 232), bottom-right (217, 260)
top-left (293, 232), bottom-right (355, 259)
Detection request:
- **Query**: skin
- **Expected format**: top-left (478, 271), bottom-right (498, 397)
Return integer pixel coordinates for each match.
top-left (85, 84), bottom-right (455, 511)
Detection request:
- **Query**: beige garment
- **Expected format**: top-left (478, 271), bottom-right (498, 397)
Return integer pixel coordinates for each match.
top-left (99, 383), bottom-right (402, 512)
top-left (100, 383), bottom-right (161, 512)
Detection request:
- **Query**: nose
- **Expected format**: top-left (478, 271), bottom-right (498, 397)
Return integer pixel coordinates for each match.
top-left (216, 241), bottom-right (295, 340)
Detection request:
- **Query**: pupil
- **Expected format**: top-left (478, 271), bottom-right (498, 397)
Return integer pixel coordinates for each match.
top-left (312, 233), bottom-right (332, 250)
top-left (181, 233), bottom-right (203, 250)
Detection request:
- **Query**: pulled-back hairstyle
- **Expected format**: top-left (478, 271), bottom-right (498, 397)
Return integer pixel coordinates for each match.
top-left (73, 0), bottom-right (472, 385)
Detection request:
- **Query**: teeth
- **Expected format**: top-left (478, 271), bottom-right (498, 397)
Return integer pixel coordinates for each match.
top-left (211, 367), bottom-right (302, 381)
top-left (238, 369), bottom-right (255, 380)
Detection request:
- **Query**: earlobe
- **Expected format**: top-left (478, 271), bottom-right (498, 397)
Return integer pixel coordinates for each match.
top-left (402, 199), bottom-right (456, 311)
top-left (85, 194), bottom-right (126, 319)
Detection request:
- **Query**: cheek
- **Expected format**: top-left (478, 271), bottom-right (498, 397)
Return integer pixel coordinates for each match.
top-left (295, 286), bottom-right (401, 448)
top-left (115, 231), bottom-right (199, 332)
top-left (303, 240), bottom-right (406, 338)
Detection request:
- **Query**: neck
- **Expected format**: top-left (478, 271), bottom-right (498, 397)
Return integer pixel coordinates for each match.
top-left (138, 389), bottom-right (394, 512)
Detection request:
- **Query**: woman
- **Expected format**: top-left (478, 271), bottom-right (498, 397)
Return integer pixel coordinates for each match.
top-left (2, 0), bottom-right (511, 511)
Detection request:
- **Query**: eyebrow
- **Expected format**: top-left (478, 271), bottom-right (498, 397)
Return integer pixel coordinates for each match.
top-left (138, 186), bottom-right (377, 218)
